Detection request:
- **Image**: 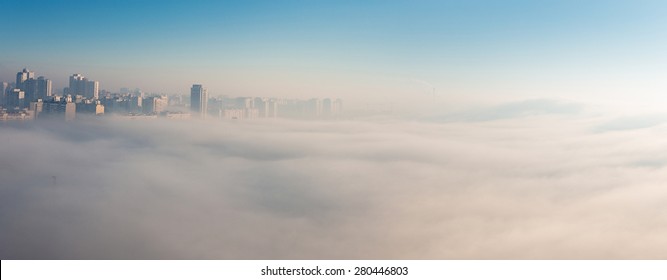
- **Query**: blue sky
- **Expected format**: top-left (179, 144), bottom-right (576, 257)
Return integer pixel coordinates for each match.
top-left (1, 0), bottom-right (666, 109)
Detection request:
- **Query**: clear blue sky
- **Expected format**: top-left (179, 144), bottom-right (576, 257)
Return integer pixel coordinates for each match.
top-left (1, 0), bottom-right (666, 108)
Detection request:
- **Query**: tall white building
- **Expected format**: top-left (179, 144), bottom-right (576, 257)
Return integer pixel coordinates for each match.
top-left (190, 84), bottom-right (208, 119)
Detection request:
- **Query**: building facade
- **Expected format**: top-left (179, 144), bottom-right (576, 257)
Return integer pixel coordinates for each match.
top-left (67, 73), bottom-right (99, 100)
top-left (190, 84), bottom-right (208, 119)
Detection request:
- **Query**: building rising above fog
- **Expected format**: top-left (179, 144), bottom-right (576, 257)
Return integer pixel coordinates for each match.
top-left (66, 73), bottom-right (99, 100)
top-left (1, 68), bottom-right (100, 121)
top-left (2, 68), bottom-right (343, 122)
top-left (13, 68), bottom-right (52, 106)
top-left (15, 68), bottom-right (35, 88)
top-left (190, 84), bottom-right (208, 119)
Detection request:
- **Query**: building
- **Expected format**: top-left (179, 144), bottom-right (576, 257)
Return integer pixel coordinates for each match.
top-left (267, 99), bottom-right (278, 118)
top-left (235, 97), bottom-right (254, 109)
top-left (6, 89), bottom-right (25, 109)
top-left (190, 84), bottom-right (208, 119)
top-left (13, 69), bottom-right (52, 104)
top-left (0, 82), bottom-right (8, 107)
top-left (76, 100), bottom-right (105, 116)
top-left (15, 68), bottom-right (35, 90)
top-left (322, 98), bottom-right (343, 117)
top-left (66, 73), bottom-right (99, 100)
top-left (34, 76), bottom-right (52, 100)
top-left (129, 94), bottom-right (143, 113)
top-left (221, 108), bottom-right (245, 120)
top-left (254, 97), bottom-right (266, 117)
top-left (41, 95), bottom-right (76, 121)
top-left (113, 113), bottom-right (158, 120)
top-left (306, 98), bottom-right (323, 117)
top-left (29, 99), bottom-right (44, 119)
top-left (323, 98), bottom-right (333, 116)
top-left (333, 98), bottom-right (343, 116)
top-left (143, 95), bottom-right (168, 114)
top-left (161, 111), bottom-right (191, 120)
top-left (0, 108), bottom-right (34, 121)
top-left (24, 76), bottom-right (52, 102)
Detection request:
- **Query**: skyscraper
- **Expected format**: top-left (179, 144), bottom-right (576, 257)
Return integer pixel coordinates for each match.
top-left (190, 84), bottom-right (208, 119)
top-left (35, 76), bottom-right (52, 100)
top-left (67, 73), bottom-right (99, 100)
top-left (23, 76), bottom-right (52, 102)
top-left (0, 82), bottom-right (8, 106)
top-left (15, 68), bottom-right (35, 90)
top-left (7, 89), bottom-right (25, 109)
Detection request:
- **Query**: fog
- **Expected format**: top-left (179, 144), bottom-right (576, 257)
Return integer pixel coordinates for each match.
top-left (1, 103), bottom-right (667, 259)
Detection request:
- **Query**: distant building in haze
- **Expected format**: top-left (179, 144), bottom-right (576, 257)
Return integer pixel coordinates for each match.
top-left (42, 95), bottom-right (77, 121)
top-left (29, 96), bottom-right (76, 121)
top-left (14, 69), bottom-right (52, 105)
top-left (0, 82), bottom-right (9, 107)
top-left (24, 76), bottom-right (52, 102)
top-left (66, 73), bottom-right (99, 100)
top-left (15, 68), bottom-right (35, 90)
top-left (143, 95), bottom-right (168, 114)
top-left (190, 84), bottom-right (208, 119)
top-left (0, 107), bottom-right (33, 121)
top-left (306, 98), bottom-right (323, 117)
top-left (76, 100), bottom-right (105, 116)
top-left (7, 89), bottom-right (25, 109)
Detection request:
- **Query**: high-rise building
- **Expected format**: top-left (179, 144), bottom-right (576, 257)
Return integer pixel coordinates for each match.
top-left (129, 95), bottom-right (143, 113)
top-left (322, 98), bottom-right (333, 116)
top-left (333, 98), bottom-right (343, 116)
top-left (255, 97), bottom-right (269, 117)
top-left (29, 99), bottom-right (45, 119)
top-left (306, 98), bottom-right (323, 117)
top-left (235, 97), bottom-right (254, 109)
top-left (86, 80), bottom-right (99, 99)
top-left (7, 89), bottom-right (25, 109)
top-left (0, 82), bottom-right (8, 106)
top-left (76, 100), bottom-right (105, 116)
top-left (190, 84), bottom-right (208, 119)
top-left (143, 95), bottom-right (168, 114)
top-left (14, 69), bottom-right (50, 104)
top-left (15, 68), bottom-right (35, 90)
top-left (67, 73), bottom-right (99, 100)
top-left (23, 76), bottom-right (52, 102)
top-left (267, 99), bottom-right (278, 118)
top-left (37, 76), bottom-right (52, 99)
top-left (42, 95), bottom-right (76, 121)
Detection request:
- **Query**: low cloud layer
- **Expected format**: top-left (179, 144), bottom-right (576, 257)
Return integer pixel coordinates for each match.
top-left (1, 111), bottom-right (666, 259)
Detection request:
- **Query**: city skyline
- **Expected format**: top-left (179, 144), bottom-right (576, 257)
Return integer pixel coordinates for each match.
top-left (1, 66), bottom-right (345, 121)
top-left (2, 0), bottom-right (667, 112)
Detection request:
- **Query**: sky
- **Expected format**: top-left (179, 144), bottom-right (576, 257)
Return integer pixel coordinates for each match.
top-left (2, 0), bottom-right (667, 111)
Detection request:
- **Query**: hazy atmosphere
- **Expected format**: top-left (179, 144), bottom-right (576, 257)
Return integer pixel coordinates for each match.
top-left (2, 1), bottom-right (667, 109)
top-left (2, 0), bottom-right (667, 259)
top-left (2, 106), bottom-right (667, 259)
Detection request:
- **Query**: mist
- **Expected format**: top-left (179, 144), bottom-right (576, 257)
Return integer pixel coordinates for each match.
top-left (1, 104), bottom-right (666, 259)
